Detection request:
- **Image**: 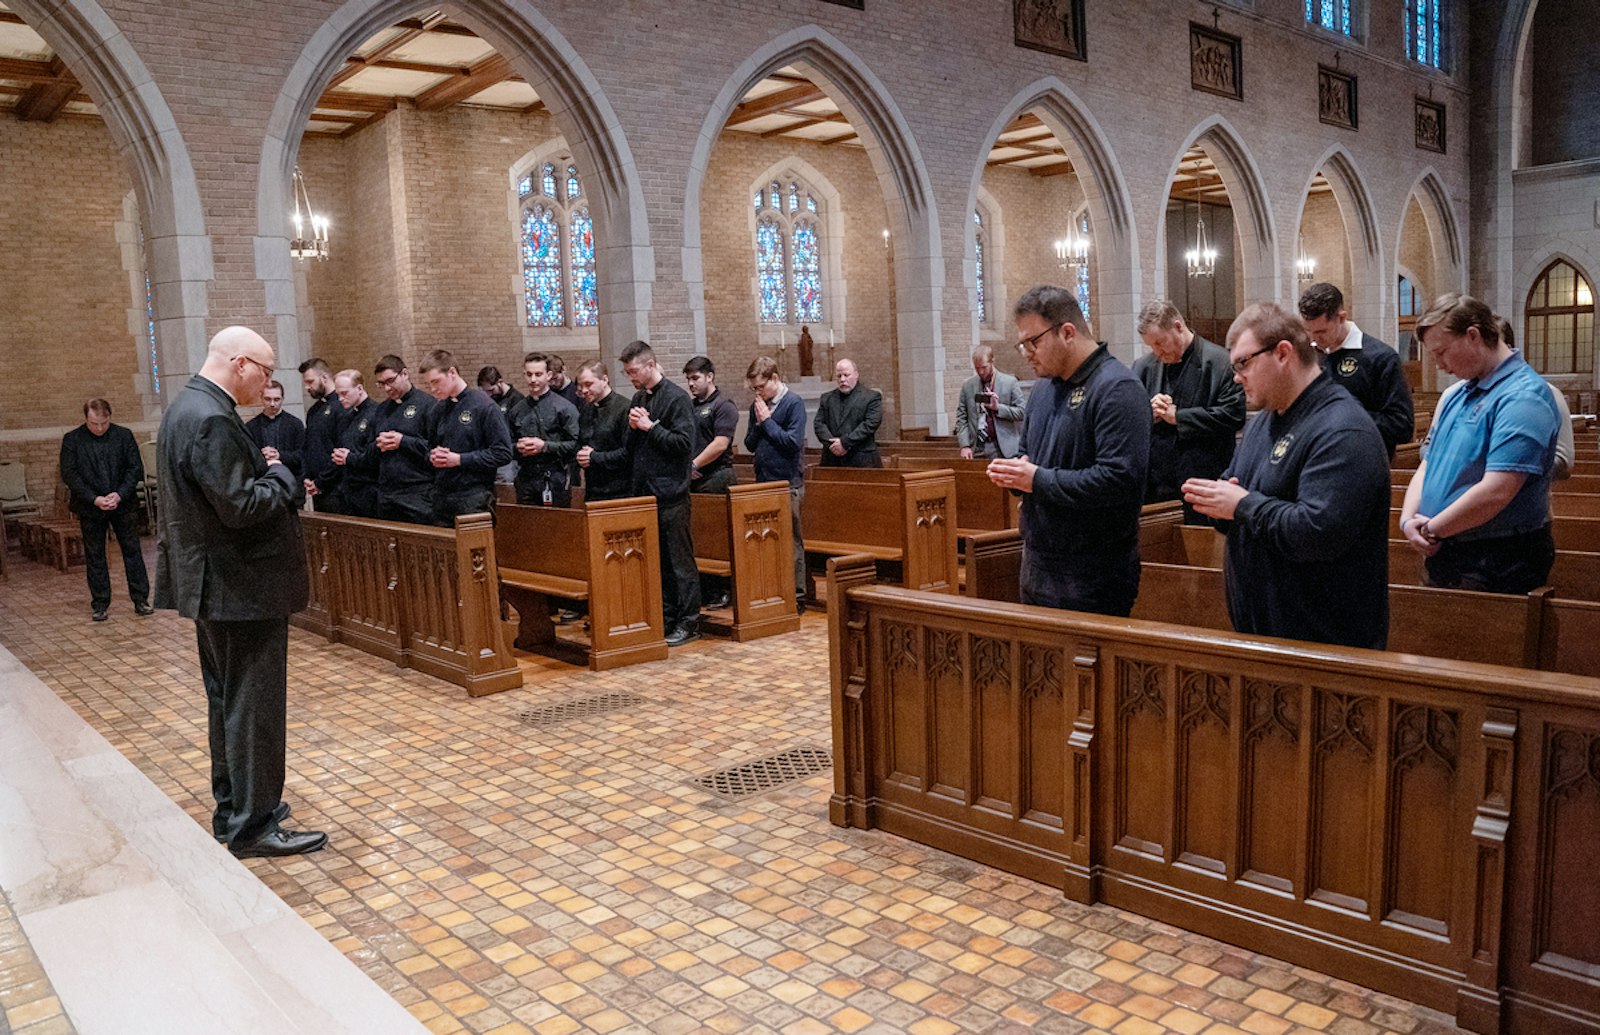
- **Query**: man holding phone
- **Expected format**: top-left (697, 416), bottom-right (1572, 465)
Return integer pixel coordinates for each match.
top-left (955, 345), bottom-right (1025, 459)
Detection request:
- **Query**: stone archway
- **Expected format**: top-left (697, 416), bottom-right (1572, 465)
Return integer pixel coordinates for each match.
top-left (682, 26), bottom-right (943, 430)
top-left (1294, 146), bottom-right (1384, 329)
top-left (1158, 117), bottom-right (1280, 310)
top-left (257, 0), bottom-right (653, 374)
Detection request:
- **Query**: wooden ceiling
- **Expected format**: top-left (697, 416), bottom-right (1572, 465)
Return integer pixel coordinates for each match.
top-left (1169, 147), bottom-right (1333, 206)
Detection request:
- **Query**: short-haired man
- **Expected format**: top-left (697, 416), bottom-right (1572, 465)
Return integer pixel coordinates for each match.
top-left (988, 285), bottom-right (1149, 616)
top-left (245, 380), bottom-right (305, 484)
top-left (371, 355), bottom-right (436, 524)
top-left (1133, 298), bottom-right (1245, 523)
top-left (813, 358), bottom-right (883, 468)
top-left (298, 358), bottom-right (342, 511)
top-left (1400, 294), bottom-right (1560, 595)
top-left (955, 345), bottom-right (1025, 460)
top-left (328, 369), bottom-right (380, 519)
top-left (60, 398), bottom-right (152, 621)
top-left (509, 352), bottom-right (579, 506)
top-left (1298, 281), bottom-right (1414, 457)
top-left (1184, 302), bottom-right (1390, 649)
top-left (684, 356), bottom-right (740, 494)
top-left (575, 360), bottom-right (631, 502)
top-left (154, 327), bottom-right (326, 858)
top-left (619, 341), bottom-right (701, 644)
top-left (420, 349), bottom-right (515, 525)
top-left (745, 355), bottom-right (808, 613)
top-left (476, 365), bottom-right (523, 426)
top-left (549, 354), bottom-right (582, 410)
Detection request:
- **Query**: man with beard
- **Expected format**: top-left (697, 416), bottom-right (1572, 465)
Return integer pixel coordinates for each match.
top-left (298, 357), bottom-right (341, 511)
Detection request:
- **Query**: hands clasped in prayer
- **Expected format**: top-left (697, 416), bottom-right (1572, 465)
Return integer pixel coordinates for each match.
top-left (986, 454), bottom-right (1036, 493)
top-left (1181, 476), bottom-right (1247, 521)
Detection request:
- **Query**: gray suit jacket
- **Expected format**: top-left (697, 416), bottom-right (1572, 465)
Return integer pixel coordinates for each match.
top-left (954, 371), bottom-right (1024, 456)
top-left (153, 375), bottom-right (308, 621)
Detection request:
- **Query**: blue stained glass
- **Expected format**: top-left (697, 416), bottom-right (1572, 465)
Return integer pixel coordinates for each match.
top-left (788, 182), bottom-right (798, 213)
top-left (1309, 0), bottom-right (1351, 35)
top-left (522, 205), bottom-right (564, 327)
top-left (145, 271), bottom-right (159, 395)
top-left (567, 165), bottom-right (581, 200)
top-left (793, 221), bottom-right (823, 323)
top-left (769, 181), bottom-right (781, 211)
top-left (1431, 1), bottom-right (1440, 66)
top-left (518, 174), bottom-right (533, 198)
top-left (805, 194), bottom-right (816, 213)
top-left (569, 207), bottom-right (597, 327)
top-left (754, 190), bottom-right (762, 210)
top-left (1075, 214), bottom-right (1092, 325)
top-left (757, 217), bottom-right (787, 324)
top-left (542, 163), bottom-right (557, 198)
top-left (974, 210), bottom-right (982, 226)
top-left (975, 234), bottom-right (986, 325)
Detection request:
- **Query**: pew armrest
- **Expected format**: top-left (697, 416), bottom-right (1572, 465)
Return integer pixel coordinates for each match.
top-left (500, 567), bottom-right (589, 601)
top-left (695, 557), bottom-right (732, 576)
top-left (808, 539), bottom-right (902, 562)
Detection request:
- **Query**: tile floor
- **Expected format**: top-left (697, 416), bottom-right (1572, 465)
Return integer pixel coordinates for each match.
top-left (0, 546), bottom-right (1463, 1035)
top-left (0, 892), bottom-right (76, 1035)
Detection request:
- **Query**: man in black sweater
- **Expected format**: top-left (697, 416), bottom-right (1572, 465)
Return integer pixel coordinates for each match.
top-left (509, 352), bottom-right (580, 506)
top-left (813, 358), bottom-right (883, 468)
top-left (575, 360), bottom-right (631, 502)
top-left (329, 369), bottom-right (380, 519)
top-left (244, 380), bottom-right (305, 487)
top-left (1298, 281), bottom-right (1414, 458)
top-left (620, 340), bottom-right (701, 645)
top-left (1183, 302), bottom-right (1390, 649)
top-left (420, 349), bottom-right (514, 525)
top-left (371, 355), bottom-right (436, 524)
top-left (60, 398), bottom-right (151, 621)
top-left (298, 358), bottom-right (342, 512)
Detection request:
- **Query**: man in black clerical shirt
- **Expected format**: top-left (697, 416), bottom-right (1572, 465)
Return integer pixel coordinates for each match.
top-left (328, 369), bottom-right (380, 519)
top-left (576, 360), bottom-right (631, 502)
top-left (421, 349), bottom-right (514, 525)
top-left (509, 351), bottom-right (580, 506)
top-left (684, 356), bottom-right (740, 609)
top-left (299, 357), bottom-right (341, 512)
top-left (549, 354), bottom-right (583, 410)
top-left (813, 358), bottom-right (883, 468)
top-left (245, 380), bottom-right (305, 485)
top-left (60, 398), bottom-right (152, 621)
top-left (620, 340), bottom-right (701, 645)
top-left (371, 355), bottom-right (436, 524)
top-left (1298, 281), bottom-right (1414, 458)
top-left (477, 365), bottom-right (524, 427)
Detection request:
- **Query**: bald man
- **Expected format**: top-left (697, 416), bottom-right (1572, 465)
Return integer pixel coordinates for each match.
top-left (153, 327), bottom-right (327, 860)
top-left (813, 358), bottom-right (883, 468)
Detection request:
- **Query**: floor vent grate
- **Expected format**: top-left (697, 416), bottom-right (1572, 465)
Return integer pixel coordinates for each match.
top-left (517, 691), bottom-right (646, 728)
top-left (691, 746), bottom-right (833, 801)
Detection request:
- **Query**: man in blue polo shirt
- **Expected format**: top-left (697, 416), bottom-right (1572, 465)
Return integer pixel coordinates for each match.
top-left (1400, 293), bottom-right (1560, 594)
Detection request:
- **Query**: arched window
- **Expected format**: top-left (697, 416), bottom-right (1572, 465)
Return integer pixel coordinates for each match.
top-left (1073, 207), bottom-right (1093, 327)
top-left (1524, 260), bottom-right (1595, 375)
top-left (753, 176), bottom-right (825, 326)
top-left (1306, 0), bottom-right (1355, 36)
top-left (1404, 0), bottom-right (1445, 70)
top-left (974, 209), bottom-right (989, 326)
top-left (518, 158), bottom-right (597, 328)
top-left (1397, 274), bottom-right (1423, 360)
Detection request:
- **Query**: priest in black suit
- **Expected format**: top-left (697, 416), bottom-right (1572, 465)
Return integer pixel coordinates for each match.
top-left (813, 358), bottom-right (883, 467)
top-left (60, 398), bottom-right (151, 620)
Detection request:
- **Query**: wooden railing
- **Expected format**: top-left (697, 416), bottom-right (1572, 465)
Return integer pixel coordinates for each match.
top-left (826, 557), bottom-right (1600, 1034)
top-left (294, 512), bottom-right (522, 697)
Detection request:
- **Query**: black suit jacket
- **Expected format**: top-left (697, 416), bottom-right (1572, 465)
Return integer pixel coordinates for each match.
top-left (152, 375), bottom-right (308, 621)
top-left (60, 422), bottom-right (144, 517)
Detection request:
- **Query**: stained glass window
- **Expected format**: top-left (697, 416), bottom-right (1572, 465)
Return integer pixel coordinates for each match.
top-left (752, 172), bottom-right (828, 326)
top-left (566, 165), bottom-right (581, 201)
top-left (1307, 0), bottom-right (1354, 36)
top-left (542, 163), bottom-right (557, 198)
top-left (1075, 212), bottom-right (1092, 325)
top-left (518, 174), bottom-right (533, 198)
top-left (1525, 260), bottom-right (1595, 375)
top-left (522, 204), bottom-right (564, 327)
top-left (1404, 0), bottom-right (1444, 69)
top-left (975, 235), bottom-right (986, 326)
top-left (569, 207), bottom-right (597, 327)
top-left (518, 158), bottom-right (599, 329)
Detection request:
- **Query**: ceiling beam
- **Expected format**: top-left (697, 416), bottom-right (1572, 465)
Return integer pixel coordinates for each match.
top-left (0, 56), bottom-right (74, 86)
top-left (13, 56), bottom-right (74, 122)
top-left (1029, 161), bottom-right (1076, 178)
top-left (817, 129), bottom-right (857, 145)
top-left (725, 82), bottom-right (826, 126)
top-left (0, 11), bottom-right (26, 25)
top-left (315, 90), bottom-right (400, 113)
top-left (414, 52), bottom-right (511, 110)
top-left (394, 17), bottom-right (478, 36)
top-left (326, 11), bottom-right (451, 92)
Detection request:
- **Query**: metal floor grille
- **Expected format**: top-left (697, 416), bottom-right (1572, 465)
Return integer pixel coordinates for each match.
top-left (517, 691), bottom-right (645, 728)
top-left (691, 746), bottom-right (832, 801)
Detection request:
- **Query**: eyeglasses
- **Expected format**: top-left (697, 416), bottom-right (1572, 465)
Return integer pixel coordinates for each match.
top-left (1015, 323), bottom-right (1062, 355)
top-left (236, 355), bottom-right (274, 378)
top-left (1229, 343), bottom-right (1277, 374)
top-left (376, 375), bottom-right (400, 388)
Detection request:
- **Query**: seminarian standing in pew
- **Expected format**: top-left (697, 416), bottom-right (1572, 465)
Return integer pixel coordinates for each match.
top-left (745, 355), bottom-right (809, 614)
top-left (987, 285), bottom-right (1149, 616)
top-left (620, 340), bottom-right (702, 645)
top-left (1132, 298), bottom-right (1244, 524)
top-left (509, 351), bottom-right (579, 507)
top-left (813, 358), bottom-right (883, 468)
top-left (371, 354), bottom-right (436, 525)
top-left (685, 356), bottom-right (741, 610)
top-left (1299, 281), bottom-right (1414, 458)
top-left (1400, 294), bottom-right (1560, 595)
top-left (576, 359), bottom-right (632, 502)
top-left (298, 358), bottom-right (342, 512)
top-left (420, 348), bottom-right (515, 524)
top-left (1184, 302), bottom-right (1390, 649)
top-left (328, 369), bottom-right (380, 519)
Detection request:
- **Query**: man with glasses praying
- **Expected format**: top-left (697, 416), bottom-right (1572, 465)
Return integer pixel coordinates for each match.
top-left (987, 285), bottom-right (1148, 616)
top-left (1182, 302), bottom-right (1390, 649)
top-left (371, 355), bottom-right (437, 524)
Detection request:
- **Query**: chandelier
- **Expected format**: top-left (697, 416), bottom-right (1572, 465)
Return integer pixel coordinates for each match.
top-left (1185, 203), bottom-right (1216, 278)
top-left (1296, 232), bottom-right (1317, 282)
top-left (290, 166), bottom-right (329, 262)
top-left (1053, 228), bottom-right (1090, 270)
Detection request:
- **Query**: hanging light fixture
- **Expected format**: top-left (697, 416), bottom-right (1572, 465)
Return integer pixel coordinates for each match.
top-left (290, 166), bottom-right (330, 262)
top-left (1053, 226), bottom-right (1090, 270)
top-left (1185, 200), bottom-right (1216, 278)
top-left (1296, 231), bottom-right (1317, 282)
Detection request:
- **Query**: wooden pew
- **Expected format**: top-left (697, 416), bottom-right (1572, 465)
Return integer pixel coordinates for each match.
top-left (494, 498), bottom-right (668, 671)
top-left (690, 481), bottom-right (802, 641)
top-left (889, 456), bottom-right (1019, 533)
top-left (825, 560), bottom-right (1600, 1035)
top-left (1389, 539), bottom-right (1600, 602)
top-left (802, 467), bottom-right (958, 594)
top-left (1389, 507), bottom-right (1600, 553)
top-left (295, 512), bottom-right (522, 696)
top-left (1392, 483), bottom-right (1600, 518)
top-left (959, 501), bottom-right (1192, 600)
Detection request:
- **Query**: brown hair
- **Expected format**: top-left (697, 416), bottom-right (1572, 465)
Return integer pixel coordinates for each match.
top-left (1416, 293), bottom-right (1499, 348)
top-left (418, 349), bottom-right (457, 375)
top-left (746, 355), bottom-right (780, 383)
top-left (1227, 302), bottom-right (1317, 367)
top-left (1136, 298), bottom-right (1183, 334)
top-left (84, 398), bottom-right (112, 417)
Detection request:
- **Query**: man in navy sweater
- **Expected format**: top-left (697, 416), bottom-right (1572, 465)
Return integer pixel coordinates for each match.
top-left (744, 355), bottom-right (809, 613)
top-left (419, 349), bottom-right (514, 526)
top-left (1183, 302), bottom-right (1390, 649)
top-left (1298, 282), bottom-right (1414, 458)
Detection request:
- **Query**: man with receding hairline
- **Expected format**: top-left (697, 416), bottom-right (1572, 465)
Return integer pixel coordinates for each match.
top-left (814, 358), bottom-right (883, 468)
top-left (154, 326), bottom-right (327, 859)
top-left (61, 397), bottom-right (150, 621)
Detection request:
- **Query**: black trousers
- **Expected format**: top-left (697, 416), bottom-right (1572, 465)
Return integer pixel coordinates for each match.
top-left (342, 480), bottom-right (381, 519)
top-left (657, 495), bottom-right (701, 628)
top-left (1425, 525), bottom-right (1555, 596)
top-left (691, 470), bottom-right (735, 602)
top-left (381, 488), bottom-right (434, 525)
top-left (196, 617), bottom-right (289, 843)
top-left (789, 482), bottom-right (807, 606)
top-left (79, 506), bottom-right (149, 610)
top-left (433, 485), bottom-right (496, 527)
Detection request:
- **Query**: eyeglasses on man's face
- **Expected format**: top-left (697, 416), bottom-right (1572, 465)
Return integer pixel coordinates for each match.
top-left (376, 374), bottom-right (400, 389)
top-left (1015, 323), bottom-right (1062, 355)
top-left (1229, 343), bottom-right (1277, 374)
top-left (237, 355), bottom-right (275, 379)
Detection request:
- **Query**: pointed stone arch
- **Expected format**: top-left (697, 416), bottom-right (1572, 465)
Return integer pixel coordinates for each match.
top-left (965, 78), bottom-right (1138, 350)
top-left (1395, 168), bottom-right (1466, 303)
top-left (9, 0), bottom-right (211, 392)
top-left (1294, 146), bottom-right (1384, 327)
top-left (257, 0), bottom-right (652, 373)
top-left (746, 155), bottom-right (849, 339)
top-left (682, 26), bottom-right (944, 429)
top-left (1159, 116), bottom-right (1279, 309)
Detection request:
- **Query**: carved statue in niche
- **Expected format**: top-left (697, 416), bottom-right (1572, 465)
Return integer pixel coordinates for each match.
top-left (798, 325), bottom-right (816, 378)
top-left (1013, 0), bottom-right (1085, 60)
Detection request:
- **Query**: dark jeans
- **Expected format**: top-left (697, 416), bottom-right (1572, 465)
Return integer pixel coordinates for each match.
top-left (196, 617), bottom-right (289, 844)
top-left (433, 485), bottom-right (496, 527)
top-left (1425, 525), bottom-right (1555, 596)
top-left (692, 466), bottom-right (737, 494)
top-left (657, 494), bottom-right (702, 629)
top-left (381, 488), bottom-right (435, 525)
top-left (79, 506), bottom-right (149, 610)
top-left (1019, 552), bottom-right (1139, 617)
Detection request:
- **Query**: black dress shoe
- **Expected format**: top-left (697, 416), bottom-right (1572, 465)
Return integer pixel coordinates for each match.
top-left (702, 593), bottom-right (730, 611)
top-left (556, 609), bottom-right (581, 623)
top-left (664, 623), bottom-right (699, 647)
top-left (229, 827), bottom-right (328, 859)
top-left (92, 609), bottom-right (108, 622)
top-left (134, 602), bottom-right (155, 616)
top-left (214, 802), bottom-right (293, 843)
